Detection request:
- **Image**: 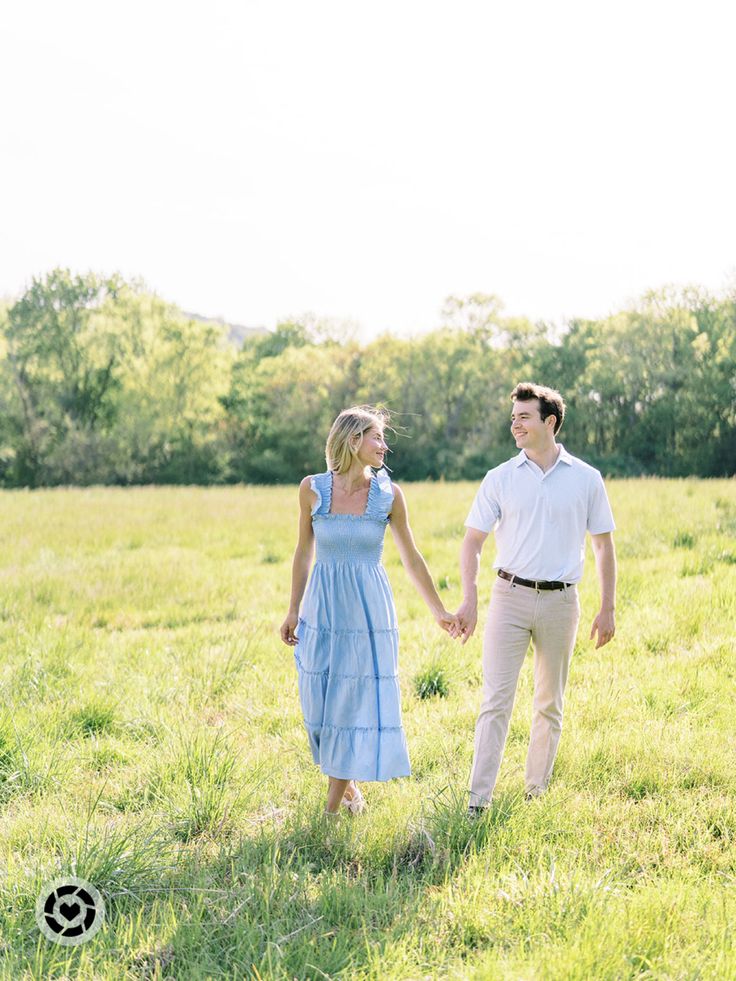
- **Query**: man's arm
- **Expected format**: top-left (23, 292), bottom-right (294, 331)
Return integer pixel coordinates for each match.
top-left (589, 531), bottom-right (616, 649)
top-left (456, 527), bottom-right (489, 644)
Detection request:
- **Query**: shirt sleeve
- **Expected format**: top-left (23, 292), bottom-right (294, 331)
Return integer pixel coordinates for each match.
top-left (465, 472), bottom-right (501, 533)
top-left (587, 472), bottom-right (616, 534)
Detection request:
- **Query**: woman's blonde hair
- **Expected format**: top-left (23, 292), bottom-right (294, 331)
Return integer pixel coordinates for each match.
top-left (326, 405), bottom-right (390, 474)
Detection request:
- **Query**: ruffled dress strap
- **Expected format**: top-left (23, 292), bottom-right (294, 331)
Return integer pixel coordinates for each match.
top-left (309, 472), bottom-right (332, 516)
top-left (365, 467), bottom-right (394, 521)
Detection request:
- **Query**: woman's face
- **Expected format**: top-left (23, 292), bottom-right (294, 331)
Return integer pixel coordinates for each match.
top-left (354, 425), bottom-right (388, 469)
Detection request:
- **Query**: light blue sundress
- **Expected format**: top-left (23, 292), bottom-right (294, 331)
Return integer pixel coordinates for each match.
top-left (293, 467), bottom-right (411, 781)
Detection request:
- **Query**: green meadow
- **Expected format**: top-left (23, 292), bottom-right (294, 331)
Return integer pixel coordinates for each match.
top-left (0, 479), bottom-right (734, 980)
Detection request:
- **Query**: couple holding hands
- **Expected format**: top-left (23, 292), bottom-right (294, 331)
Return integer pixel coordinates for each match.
top-left (280, 383), bottom-right (617, 817)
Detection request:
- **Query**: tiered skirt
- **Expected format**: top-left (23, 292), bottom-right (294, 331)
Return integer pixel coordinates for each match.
top-left (294, 561), bottom-right (411, 781)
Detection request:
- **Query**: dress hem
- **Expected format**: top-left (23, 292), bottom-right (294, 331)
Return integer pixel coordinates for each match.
top-left (316, 763), bottom-right (412, 781)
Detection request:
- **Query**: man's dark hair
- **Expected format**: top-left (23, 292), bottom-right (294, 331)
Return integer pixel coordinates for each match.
top-left (510, 382), bottom-right (566, 435)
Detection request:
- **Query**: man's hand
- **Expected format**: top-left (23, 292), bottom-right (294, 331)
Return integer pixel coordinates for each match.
top-left (455, 599), bottom-right (478, 645)
top-left (590, 608), bottom-right (615, 649)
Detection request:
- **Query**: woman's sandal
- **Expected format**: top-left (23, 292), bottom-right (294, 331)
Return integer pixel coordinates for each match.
top-left (341, 782), bottom-right (367, 815)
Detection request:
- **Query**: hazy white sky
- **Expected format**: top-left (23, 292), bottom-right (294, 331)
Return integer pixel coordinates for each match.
top-left (2, 0), bottom-right (734, 337)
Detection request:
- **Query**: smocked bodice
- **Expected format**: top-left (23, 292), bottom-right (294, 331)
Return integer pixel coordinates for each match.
top-left (309, 469), bottom-right (394, 565)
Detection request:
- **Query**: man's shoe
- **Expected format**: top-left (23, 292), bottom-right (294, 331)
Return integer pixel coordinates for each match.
top-left (524, 787), bottom-right (545, 801)
top-left (466, 805), bottom-right (488, 821)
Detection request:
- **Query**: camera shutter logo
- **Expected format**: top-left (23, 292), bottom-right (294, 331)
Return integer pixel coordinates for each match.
top-left (36, 877), bottom-right (105, 946)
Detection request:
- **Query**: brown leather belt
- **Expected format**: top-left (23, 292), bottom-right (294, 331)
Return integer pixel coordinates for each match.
top-left (498, 569), bottom-right (570, 591)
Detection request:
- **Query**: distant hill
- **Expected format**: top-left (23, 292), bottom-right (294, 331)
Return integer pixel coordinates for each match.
top-left (183, 311), bottom-right (269, 347)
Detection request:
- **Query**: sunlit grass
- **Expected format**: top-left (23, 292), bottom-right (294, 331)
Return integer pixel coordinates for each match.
top-left (0, 479), bottom-right (733, 978)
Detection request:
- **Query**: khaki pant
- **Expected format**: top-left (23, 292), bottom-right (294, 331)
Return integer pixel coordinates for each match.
top-left (469, 576), bottom-right (581, 805)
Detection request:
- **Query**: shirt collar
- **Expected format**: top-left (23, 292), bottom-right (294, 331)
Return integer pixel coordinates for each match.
top-left (557, 444), bottom-right (573, 465)
top-left (515, 444), bottom-right (573, 468)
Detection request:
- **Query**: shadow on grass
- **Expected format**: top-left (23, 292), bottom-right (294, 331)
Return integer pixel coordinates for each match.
top-left (149, 786), bottom-right (523, 979)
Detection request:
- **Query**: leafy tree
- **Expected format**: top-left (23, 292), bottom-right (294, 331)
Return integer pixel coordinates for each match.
top-left (223, 328), bottom-right (360, 482)
top-left (1, 270), bottom-right (232, 485)
top-left (4, 269), bottom-right (124, 484)
top-left (105, 288), bottom-right (233, 483)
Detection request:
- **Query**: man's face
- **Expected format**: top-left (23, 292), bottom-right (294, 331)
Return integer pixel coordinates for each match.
top-left (510, 399), bottom-right (555, 450)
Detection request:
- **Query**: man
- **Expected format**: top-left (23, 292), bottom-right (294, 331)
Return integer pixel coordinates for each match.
top-left (456, 382), bottom-right (616, 815)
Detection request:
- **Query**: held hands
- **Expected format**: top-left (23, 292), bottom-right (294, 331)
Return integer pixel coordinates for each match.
top-left (433, 599), bottom-right (476, 643)
top-left (280, 612), bottom-right (299, 646)
top-left (434, 608), bottom-right (461, 637)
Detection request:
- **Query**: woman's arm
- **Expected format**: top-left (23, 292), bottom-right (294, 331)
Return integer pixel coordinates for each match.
top-left (280, 477), bottom-right (316, 646)
top-left (388, 484), bottom-right (457, 634)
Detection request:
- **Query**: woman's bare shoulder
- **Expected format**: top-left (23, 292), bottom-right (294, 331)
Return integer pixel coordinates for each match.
top-left (299, 474), bottom-right (322, 508)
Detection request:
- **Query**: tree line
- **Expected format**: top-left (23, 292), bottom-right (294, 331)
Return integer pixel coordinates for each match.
top-left (0, 269), bottom-right (733, 486)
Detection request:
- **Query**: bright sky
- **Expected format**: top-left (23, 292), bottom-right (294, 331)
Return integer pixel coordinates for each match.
top-left (2, 0), bottom-right (735, 337)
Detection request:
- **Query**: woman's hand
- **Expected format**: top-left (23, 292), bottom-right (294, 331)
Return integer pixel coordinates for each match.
top-left (280, 612), bottom-right (299, 646)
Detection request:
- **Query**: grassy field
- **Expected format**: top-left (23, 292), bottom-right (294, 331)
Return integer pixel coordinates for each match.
top-left (0, 478), bottom-right (734, 980)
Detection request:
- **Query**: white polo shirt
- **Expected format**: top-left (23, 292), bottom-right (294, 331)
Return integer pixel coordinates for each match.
top-left (465, 444), bottom-right (616, 583)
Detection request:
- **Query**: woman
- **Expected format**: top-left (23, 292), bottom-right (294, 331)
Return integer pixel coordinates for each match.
top-left (280, 405), bottom-right (457, 816)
